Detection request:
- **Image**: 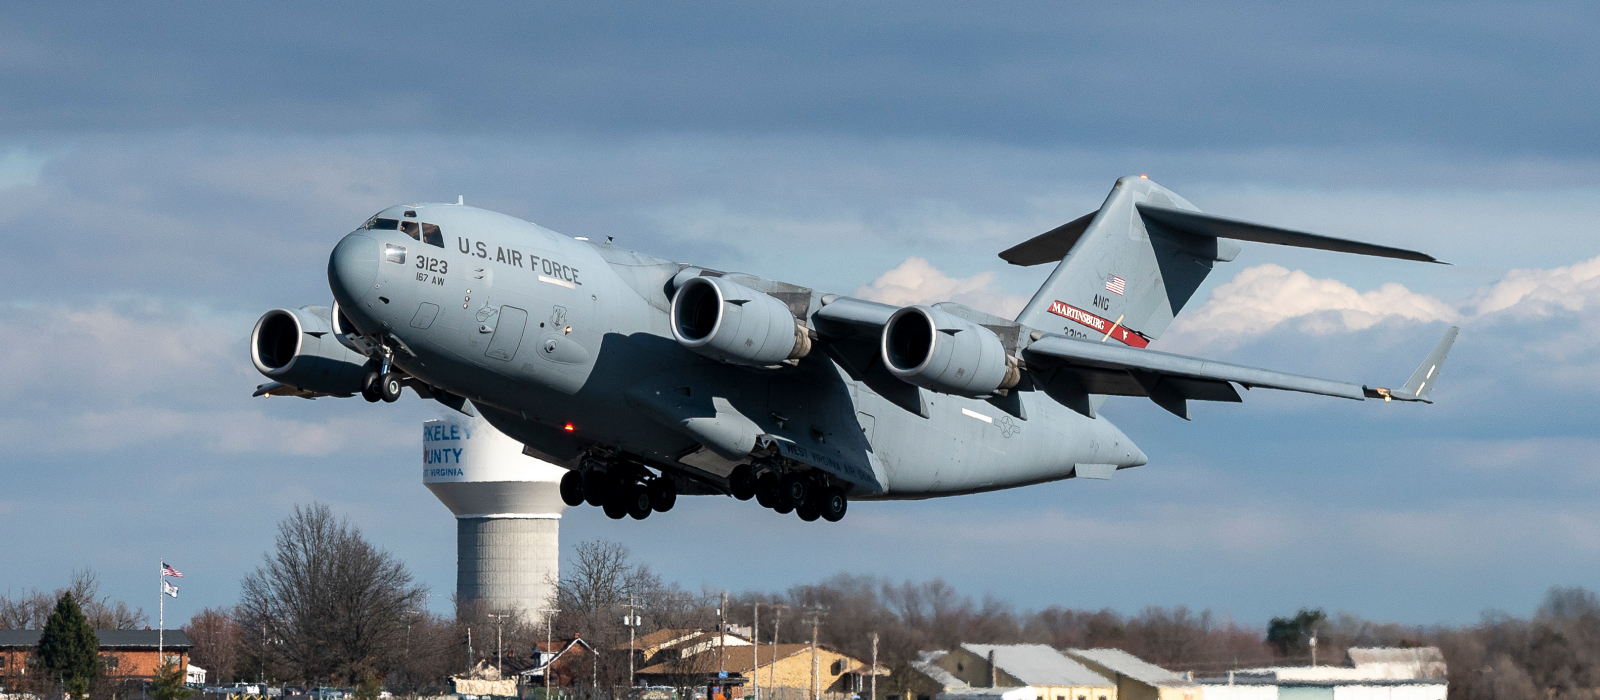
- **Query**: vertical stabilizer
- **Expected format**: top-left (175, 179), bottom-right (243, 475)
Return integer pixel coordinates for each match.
top-left (1010, 177), bottom-right (1236, 345)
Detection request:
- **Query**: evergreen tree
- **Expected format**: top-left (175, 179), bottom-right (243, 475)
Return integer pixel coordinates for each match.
top-left (151, 661), bottom-right (196, 700)
top-left (38, 592), bottom-right (99, 699)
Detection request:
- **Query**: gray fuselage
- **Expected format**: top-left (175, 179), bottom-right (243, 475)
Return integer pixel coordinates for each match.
top-left (328, 203), bottom-right (1146, 499)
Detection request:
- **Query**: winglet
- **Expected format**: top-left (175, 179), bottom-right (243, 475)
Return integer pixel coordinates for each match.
top-left (1363, 327), bottom-right (1460, 403)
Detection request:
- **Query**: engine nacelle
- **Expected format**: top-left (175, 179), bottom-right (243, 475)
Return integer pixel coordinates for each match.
top-left (882, 305), bottom-right (1020, 396)
top-left (671, 276), bottom-right (811, 367)
top-left (251, 305), bottom-right (372, 396)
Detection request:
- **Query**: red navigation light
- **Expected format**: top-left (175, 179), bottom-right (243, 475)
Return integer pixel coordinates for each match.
top-left (563, 423), bottom-right (575, 432)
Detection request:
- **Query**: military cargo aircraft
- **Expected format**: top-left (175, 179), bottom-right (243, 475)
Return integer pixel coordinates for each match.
top-left (251, 177), bottom-right (1457, 523)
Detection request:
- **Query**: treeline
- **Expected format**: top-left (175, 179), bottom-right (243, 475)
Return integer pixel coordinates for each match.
top-left (0, 570), bottom-right (146, 630)
top-left (5, 505), bottom-right (1600, 700)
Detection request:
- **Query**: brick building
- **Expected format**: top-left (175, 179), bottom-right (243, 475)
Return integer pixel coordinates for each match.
top-left (0, 629), bottom-right (193, 683)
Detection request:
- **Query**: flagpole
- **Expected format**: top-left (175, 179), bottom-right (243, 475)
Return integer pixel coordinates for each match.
top-left (158, 559), bottom-right (164, 670)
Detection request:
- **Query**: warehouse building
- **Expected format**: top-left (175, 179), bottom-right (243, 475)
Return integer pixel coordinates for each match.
top-left (885, 644), bottom-right (1117, 700)
top-left (1196, 648), bottom-right (1447, 700)
top-left (1066, 648), bottom-right (1199, 700)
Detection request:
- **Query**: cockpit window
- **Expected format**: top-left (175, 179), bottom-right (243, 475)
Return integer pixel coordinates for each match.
top-left (400, 220), bottom-right (421, 241)
top-left (421, 222), bottom-right (444, 248)
top-left (365, 217), bottom-right (400, 230)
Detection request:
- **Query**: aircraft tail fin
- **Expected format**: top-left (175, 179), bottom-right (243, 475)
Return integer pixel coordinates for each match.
top-left (1007, 177), bottom-right (1439, 345)
top-left (1369, 326), bottom-right (1459, 403)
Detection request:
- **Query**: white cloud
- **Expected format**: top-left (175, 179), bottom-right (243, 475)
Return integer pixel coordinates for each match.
top-left (854, 257), bottom-right (1031, 319)
top-left (1471, 253), bottom-right (1600, 317)
top-left (1163, 264), bottom-right (1459, 349)
top-left (0, 301), bottom-right (238, 399)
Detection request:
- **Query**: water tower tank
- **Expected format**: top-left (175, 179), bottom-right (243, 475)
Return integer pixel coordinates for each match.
top-left (423, 409), bottom-right (568, 619)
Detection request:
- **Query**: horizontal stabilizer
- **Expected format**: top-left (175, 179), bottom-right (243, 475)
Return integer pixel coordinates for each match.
top-left (999, 210), bottom-right (1097, 266)
top-left (1136, 204), bottom-right (1444, 264)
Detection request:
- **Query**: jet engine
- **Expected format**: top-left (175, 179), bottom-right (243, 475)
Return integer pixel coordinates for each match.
top-left (670, 276), bottom-right (811, 367)
top-left (882, 305), bottom-right (1020, 397)
top-left (251, 305), bottom-right (372, 396)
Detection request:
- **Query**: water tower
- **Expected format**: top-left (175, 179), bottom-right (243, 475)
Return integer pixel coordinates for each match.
top-left (423, 408), bottom-right (568, 619)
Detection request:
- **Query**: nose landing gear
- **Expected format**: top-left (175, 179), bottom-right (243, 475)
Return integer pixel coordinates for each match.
top-left (360, 344), bottom-right (405, 403)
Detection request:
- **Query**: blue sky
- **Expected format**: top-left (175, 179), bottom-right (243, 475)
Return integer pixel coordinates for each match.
top-left (3, 1), bottom-right (1599, 629)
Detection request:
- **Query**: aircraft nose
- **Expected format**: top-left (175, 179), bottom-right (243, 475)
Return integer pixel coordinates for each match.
top-left (328, 233), bottom-right (380, 309)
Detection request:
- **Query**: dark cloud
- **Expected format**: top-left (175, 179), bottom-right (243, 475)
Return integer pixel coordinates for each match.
top-left (0, 2), bottom-right (1596, 155)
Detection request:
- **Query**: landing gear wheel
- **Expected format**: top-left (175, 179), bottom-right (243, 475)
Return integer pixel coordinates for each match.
top-left (729, 465), bottom-right (757, 501)
top-left (820, 488), bottom-right (848, 522)
top-left (648, 478), bottom-right (677, 513)
top-left (773, 501), bottom-right (794, 515)
top-left (755, 473), bottom-right (779, 509)
top-left (602, 497), bottom-right (627, 520)
top-left (361, 372), bottom-right (382, 403)
top-left (778, 473), bottom-right (810, 509)
top-left (378, 372), bottom-right (403, 403)
top-left (626, 485), bottom-right (653, 520)
top-left (559, 471), bottom-right (585, 507)
top-left (796, 500), bottom-right (821, 522)
top-left (582, 470), bottom-right (608, 507)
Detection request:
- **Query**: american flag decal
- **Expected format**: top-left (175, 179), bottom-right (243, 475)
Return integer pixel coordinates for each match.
top-left (1105, 274), bottom-right (1126, 296)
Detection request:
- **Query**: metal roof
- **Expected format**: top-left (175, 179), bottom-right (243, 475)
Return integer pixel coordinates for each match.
top-left (0, 629), bottom-right (192, 649)
top-left (1067, 648), bottom-right (1192, 687)
top-left (961, 644), bottom-right (1111, 687)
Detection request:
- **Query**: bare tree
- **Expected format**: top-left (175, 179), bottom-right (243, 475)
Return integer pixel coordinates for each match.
top-left (237, 503), bottom-right (427, 685)
top-left (186, 607), bottom-right (242, 684)
top-left (0, 570), bottom-right (146, 630)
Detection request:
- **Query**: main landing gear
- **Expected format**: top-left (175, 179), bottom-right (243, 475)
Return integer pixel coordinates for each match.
top-left (559, 457), bottom-right (678, 521)
top-left (732, 461), bottom-right (848, 522)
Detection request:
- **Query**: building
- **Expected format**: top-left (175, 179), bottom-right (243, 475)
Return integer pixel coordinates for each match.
top-left (0, 629), bottom-right (193, 682)
top-left (926, 645), bottom-right (1117, 700)
top-left (516, 635), bottom-right (597, 690)
top-left (636, 637), bottom-right (877, 700)
top-left (1196, 648), bottom-right (1447, 700)
top-left (629, 628), bottom-right (754, 670)
top-left (1066, 649), bottom-right (1199, 700)
top-left (423, 410), bottom-right (569, 621)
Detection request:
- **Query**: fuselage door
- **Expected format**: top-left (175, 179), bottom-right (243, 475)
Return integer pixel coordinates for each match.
top-left (485, 306), bottom-right (529, 361)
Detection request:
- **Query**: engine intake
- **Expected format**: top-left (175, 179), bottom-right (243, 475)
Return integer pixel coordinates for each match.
top-left (251, 305), bottom-right (372, 396)
top-left (882, 305), bottom-right (1020, 396)
top-left (671, 276), bottom-right (810, 367)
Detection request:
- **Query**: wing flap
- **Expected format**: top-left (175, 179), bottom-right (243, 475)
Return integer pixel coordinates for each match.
top-left (1023, 335), bottom-right (1369, 402)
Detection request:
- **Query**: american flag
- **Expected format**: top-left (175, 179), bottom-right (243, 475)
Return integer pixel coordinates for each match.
top-left (1105, 274), bottom-right (1126, 296)
top-left (162, 563), bottom-right (183, 578)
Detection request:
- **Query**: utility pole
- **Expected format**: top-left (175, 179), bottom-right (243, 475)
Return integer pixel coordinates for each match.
top-left (624, 594), bottom-right (645, 690)
top-left (803, 606), bottom-right (827, 700)
top-left (869, 633), bottom-right (878, 700)
top-left (751, 603), bottom-right (760, 700)
top-left (536, 607), bottom-right (560, 699)
top-left (490, 613), bottom-right (511, 676)
top-left (718, 592), bottom-right (728, 680)
top-left (769, 606), bottom-right (784, 700)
